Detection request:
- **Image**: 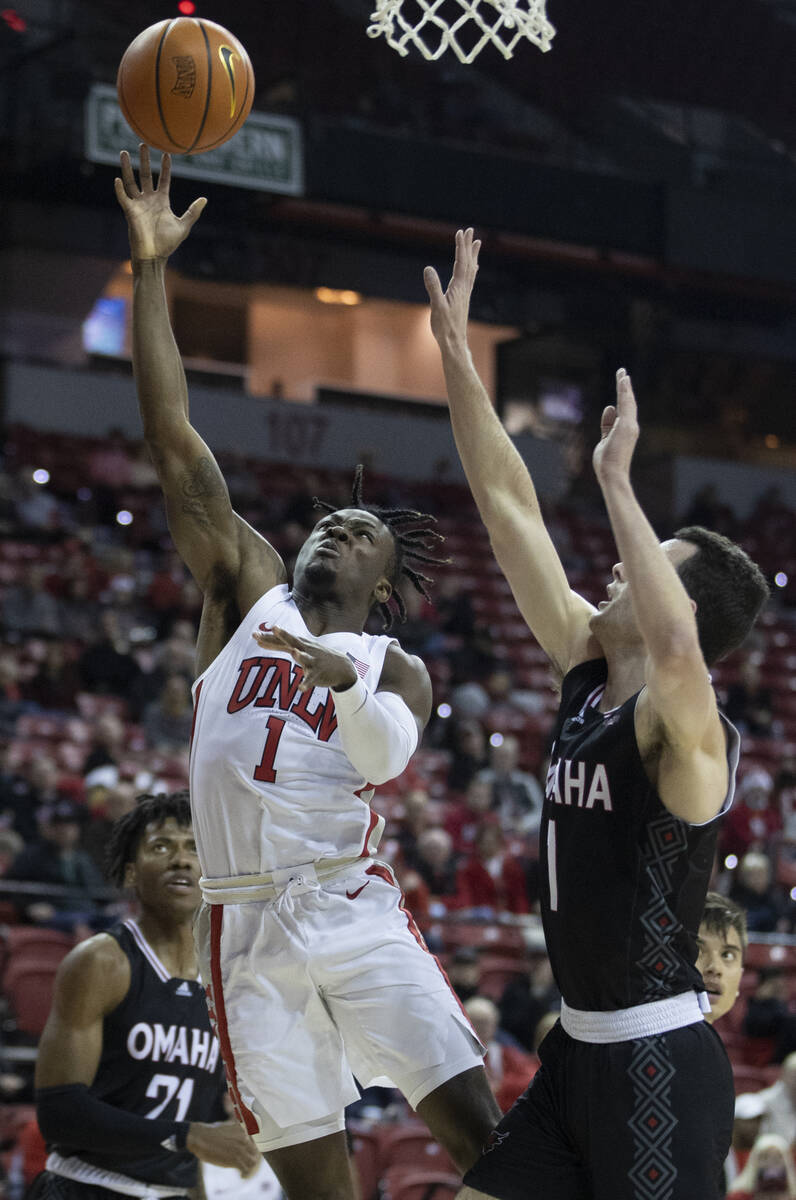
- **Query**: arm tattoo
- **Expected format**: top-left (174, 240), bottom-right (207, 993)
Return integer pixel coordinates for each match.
top-left (179, 456), bottom-right (227, 530)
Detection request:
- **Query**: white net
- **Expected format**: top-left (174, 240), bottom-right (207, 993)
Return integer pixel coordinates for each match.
top-left (367, 0), bottom-right (555, 63)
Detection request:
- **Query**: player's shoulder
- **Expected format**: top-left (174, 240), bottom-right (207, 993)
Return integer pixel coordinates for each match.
top-left (58, 931), bottom-right (131, 994)
top-left (382, 642), bottom-right (431, 687)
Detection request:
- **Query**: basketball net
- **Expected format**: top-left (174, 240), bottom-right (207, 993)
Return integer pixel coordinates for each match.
top-left (367, 0), bottom-right (555, 63)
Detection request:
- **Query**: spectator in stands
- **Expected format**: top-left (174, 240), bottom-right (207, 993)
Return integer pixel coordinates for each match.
top-left (531, 1010), bottom-right (560, 1053)
top-left (83, 781), bottom-right (138, 872)
top-left (445, 776), bottom-right (495, 854)
top-left (775, 755), bottom-right (796, 840)
top-left (0, 740), bottom-right (40, 841)
top-left (726, 1133), bottom-right (796, 1200)
top-left (1, 563), bottom-right (62, 637)
top-left (499, 932), bottom-right (561, 1053)
top-left (476, 733), bottom-right (543, 837)
top-left (455, 819), bottom-right (530, 915)
top-left (77, 609), bottom-right (141, 696)
top-left (142, 673), bottom-right (194, 752)
top-left (680, 484), bottom-right (737, 539)
top-left (83, 711), bottom-right (126, 778)
top-left (730, 852), bottom-right (789, 934)
top-left (696, 891), bottom-right (747, 1024)
top-left (14, 470), bottom-right (71, 537)
top-left (754, 1052), bottom-right (796, 1143)
top-left (410, 827), bottom-right (459, 907)
top-left (394, 786), bottom-right (435, 866)
top-left (24, 638), bottom-right (81, 710)
top-left (147, 549), bottom-right (190, 635)
top-left (721, 770), bottom-right (781, 862)
top-left (5, 798), bottom-right (105, 930)
top-left (0, 827), bottom-right (23, 875)
top-left (60, 575), bottom-right (103, 644)
top-left (725, 658), bottom-right (775, 739)
top-left (464, 996), bottom-right (539, 1113)
top-left (448, 947), bottom-right (483, 1004)
top-left (446, 718), bottom-right (489, 792)
top-left (5, 755), bottom-right (74, 843)
top-left (743, 967), bottom-right (796, 1065)
top-left (0, 650), bottom-right (26, 738)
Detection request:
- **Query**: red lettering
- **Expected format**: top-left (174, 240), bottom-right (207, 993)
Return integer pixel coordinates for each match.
top-left (227, 658), bottom-right (269, 713)
top-left (291, 686), bottom-right (324, 732)
top-left (253, 715), bottom-right (286, 783)
top-left (255, 658), bottom-right (303, 710)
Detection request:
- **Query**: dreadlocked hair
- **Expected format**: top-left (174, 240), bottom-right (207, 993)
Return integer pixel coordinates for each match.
top-left (313, 464), bottom-right (448, 630)
top-left (104, 790), bottom-right (192, 888)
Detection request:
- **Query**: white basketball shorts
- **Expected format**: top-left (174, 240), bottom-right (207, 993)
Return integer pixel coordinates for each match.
top-left (194, 859), bottom-right (484, 1152)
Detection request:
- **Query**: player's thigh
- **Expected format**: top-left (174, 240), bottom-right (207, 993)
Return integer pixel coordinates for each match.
top-left (416, 1064), bottom-right (502, 1173)
top-left (266, 1129), bottom-right (356, 1200)
top-left (461, 1068), bottom-right (591, 1200)
top-left (588, 1023), bottom-right (733, 1200)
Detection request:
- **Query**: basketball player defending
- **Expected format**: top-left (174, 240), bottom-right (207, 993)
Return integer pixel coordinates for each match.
top-left (425, 229), bottom-right (769, 1200)
top-left (32, 792), bottom-right (260, 1199)
top-left (115, 150), bottom-right (501, 1200)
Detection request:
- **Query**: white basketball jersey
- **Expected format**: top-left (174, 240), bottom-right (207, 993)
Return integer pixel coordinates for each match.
top-left (189, 585), bottom-right (397, 879)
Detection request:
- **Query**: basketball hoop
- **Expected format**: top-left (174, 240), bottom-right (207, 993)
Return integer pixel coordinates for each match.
top-left (367, 0), bottom-right (555, 63)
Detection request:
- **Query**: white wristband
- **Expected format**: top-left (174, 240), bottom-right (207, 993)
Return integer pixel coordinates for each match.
top-left (332, 676), bottom-right (418, 785)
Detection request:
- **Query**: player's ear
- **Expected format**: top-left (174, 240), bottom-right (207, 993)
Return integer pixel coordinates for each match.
top-left (373, 577), bottom-right (392, 606)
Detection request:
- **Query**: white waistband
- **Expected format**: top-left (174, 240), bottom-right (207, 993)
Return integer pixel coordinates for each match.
top-left (200, 856), bottom-right (365, 904)
top-left (46, 1152), bottom-right (187, 1198)
top-left (560, 991), bottom-right (710, 1043)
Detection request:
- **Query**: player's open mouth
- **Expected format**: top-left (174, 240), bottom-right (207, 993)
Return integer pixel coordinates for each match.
top-left (166, 876), bottom-right (194, 891)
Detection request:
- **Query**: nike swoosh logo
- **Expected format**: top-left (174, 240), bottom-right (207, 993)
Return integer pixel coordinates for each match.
top-left (346, 882), bottom-right (370, 900)
top-left (218, 45), bottom-right (237, 118)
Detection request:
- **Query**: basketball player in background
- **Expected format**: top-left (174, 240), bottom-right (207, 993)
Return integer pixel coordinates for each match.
top-left (30, 791), bottom-right (260, 1200)
top-left (425, 229), bottom-right (769, 1200)
top-left (114, 149), bottom-right (500, 1200)
top-left (698, 892), bottom-right (747, 1025)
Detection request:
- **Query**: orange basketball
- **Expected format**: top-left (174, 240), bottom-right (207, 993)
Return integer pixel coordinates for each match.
top-left (117, 17), bottom-right (255, 155)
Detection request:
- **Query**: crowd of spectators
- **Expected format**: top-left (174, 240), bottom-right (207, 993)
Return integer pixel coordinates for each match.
top-left (1, 424), bottom-right (796, 1186)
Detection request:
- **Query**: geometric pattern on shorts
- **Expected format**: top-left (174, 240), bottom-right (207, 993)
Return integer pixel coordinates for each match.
top-left (637, 815), bottom-right (687, 1000)
top-left (627, 1035), bottom-right (678, 1199)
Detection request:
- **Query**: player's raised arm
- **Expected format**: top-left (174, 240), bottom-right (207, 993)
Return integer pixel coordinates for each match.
top-left (593, 370), bottom-right (729, 823)
top-left (424, 230), bottom-right (597, 680)
top-left (115, 146), bottom-right (285, 605)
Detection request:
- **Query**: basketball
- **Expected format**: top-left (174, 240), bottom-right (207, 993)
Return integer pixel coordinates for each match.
top-left (117, 17), bottom-right (255, 155)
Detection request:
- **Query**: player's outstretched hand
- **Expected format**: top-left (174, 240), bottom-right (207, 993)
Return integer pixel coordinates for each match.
top-left (252, 625), bottom-right (358, 693)
top-left (186, 1119), bottom-right (261, 1176)
top-left (114, 145), bottom-right (206, 263)
top-left (592, 368), bottom-right (640, 488)
top-left (423, 227), bottom-right (481, 349)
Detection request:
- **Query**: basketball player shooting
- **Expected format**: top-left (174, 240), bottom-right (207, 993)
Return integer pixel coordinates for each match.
top-left (114, 149), bottom-right (501, 1200)
top-left (424, 229), bottom-right (769, 1200)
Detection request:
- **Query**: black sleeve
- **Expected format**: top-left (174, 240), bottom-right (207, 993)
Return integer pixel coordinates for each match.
top-left (37, 1083), bottom-right (191, 1156)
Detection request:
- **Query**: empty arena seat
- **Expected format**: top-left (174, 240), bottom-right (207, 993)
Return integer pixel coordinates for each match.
top-left (744, 942), bottom-right (796, 972)
top-left (349, 1124), bottom-right (383, 1200)
top-left (3, 958), bottom-right (61, 1035)
top-left (381, 1168), bottom-right (461, 1200)
top-left (379, 1124), bottom-right (457, 1175)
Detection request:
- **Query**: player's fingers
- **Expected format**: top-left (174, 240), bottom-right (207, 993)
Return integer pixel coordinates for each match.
top-left (118, 151), bottom-right (139, 197)
top-left (600, 404), bottom-right (617, 436)
top-left (156, 151), bottom-right (171, 192)
top-left (181, 196), bottom-right (207, 228)
top-left (139, 144), bottom-right (153, 189)
top-left (423, 266), bottom-right (443, 303)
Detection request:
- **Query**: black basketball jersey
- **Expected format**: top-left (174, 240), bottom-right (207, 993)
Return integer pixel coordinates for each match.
top-left (51, 918), bottom-right (226, 1189)
top-left (540, 658), bottom-right (739, 1012)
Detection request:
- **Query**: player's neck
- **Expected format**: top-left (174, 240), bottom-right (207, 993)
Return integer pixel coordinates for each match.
top-left (293, 590), bottom-right (367, 636)
top-left (137, 909), bottom-right (198, 980)
top-left (599, 645), bottom-right (648, 711)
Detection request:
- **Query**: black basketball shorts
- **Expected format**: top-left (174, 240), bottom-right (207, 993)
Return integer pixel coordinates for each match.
top-left (463, 1019), bottom-right (733, 1200)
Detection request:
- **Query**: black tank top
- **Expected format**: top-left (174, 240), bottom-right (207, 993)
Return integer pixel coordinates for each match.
top-left (52, 919), bottom-right (225, 1189)
top-left (540, 659), bottom-right (739, 1012)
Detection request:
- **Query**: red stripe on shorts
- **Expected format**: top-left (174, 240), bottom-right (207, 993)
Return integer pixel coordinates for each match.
top-left (208, 905), bottom-right (259, 1136)
top-left (359, 806), bottom-right (379, 857)
top-left (364, 862), bottom-right (479, 1037)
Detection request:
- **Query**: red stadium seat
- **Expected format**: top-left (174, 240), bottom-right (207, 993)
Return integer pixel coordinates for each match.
top-left (349, 1124), bottom-right (383, 1200)
top-left (381, 1168), bottom-right (461, 1200)
top-left (478, 955), bottom-right (531, 1001)
top-left (379, 1125), bottom-right (457, 1175)
top-left (743, 942), bottom-right (796, 972)
top-left (3, 958), bottom-right (61, 1035)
